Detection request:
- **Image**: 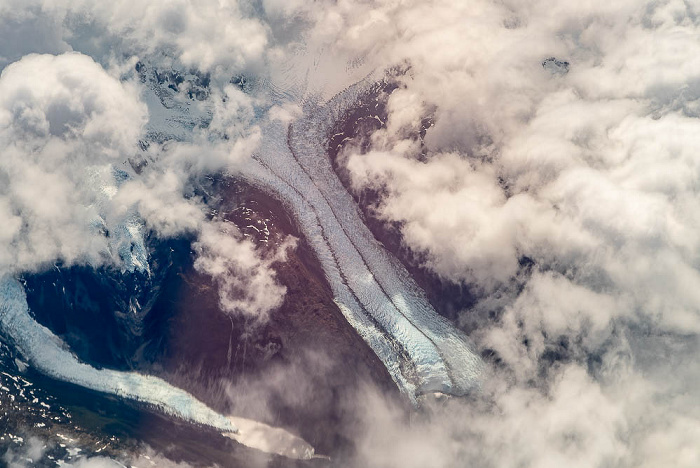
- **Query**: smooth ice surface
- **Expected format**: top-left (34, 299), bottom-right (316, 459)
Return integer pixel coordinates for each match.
top-left (0, 275), bottom-right (238, 433)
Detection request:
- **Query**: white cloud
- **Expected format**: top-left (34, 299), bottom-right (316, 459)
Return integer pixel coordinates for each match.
top-left (0, 52), bottom-right (146, 273)
top-left (0, 49), bottom-right (288, 321)
top-left (2, 0), bottom-right (700, 465)
top-left (337, 0), bottom-right (700, 333)
top-left (347, 150), bottom-right (520, 291)
top-left (193, 221), bottom-right (296, 323)
top-left (0, 4), bottom-right (288, 315)
top-left (328, 0), bottom-right (700, 465)
top-left (0, 0), bottom-right (270, 78)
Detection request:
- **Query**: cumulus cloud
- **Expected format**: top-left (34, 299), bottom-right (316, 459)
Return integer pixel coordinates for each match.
top-left (193, 221), bottom-right (296, 323)
top-left (349, 368), bottom-right (626, 468)
top-left (0, 50), bottom-right (269, 272)
top-left (0, 0), bottom-right (270, 78)
top-left (0, 52), bottom-right (146, 272)
top-left (348, 339), bottom-right (700, 468)
top-left (320, 0), bottom-right (700, 465)
top-left (337, 0), bottom-right (700, 331)
top-left (347, 150), bottom-right (521, 291)
top-left (0, 4), bottom-right (290, 320)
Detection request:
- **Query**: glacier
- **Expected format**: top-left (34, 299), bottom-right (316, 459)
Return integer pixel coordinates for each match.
top-left (0, 275), bottom-right (238, 434)
top-left (240, 77), bottom-right (484, 400)
top-left (0, 274), bottom-right (319, 460)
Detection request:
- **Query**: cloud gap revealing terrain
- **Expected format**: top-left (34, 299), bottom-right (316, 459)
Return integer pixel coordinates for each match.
top-left (1, 1), bottom-right (700, 467)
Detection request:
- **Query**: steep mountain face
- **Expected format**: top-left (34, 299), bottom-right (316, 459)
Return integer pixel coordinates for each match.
top-left (23, 236), bottom-right (189, 371)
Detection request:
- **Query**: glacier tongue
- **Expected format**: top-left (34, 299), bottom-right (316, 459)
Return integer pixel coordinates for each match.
top-left (0, 271), bottom-right (323, 458)
top-left (0, 275), bottom-right (238, 434)
top-left (0, 274), bottom-right (320, 458)
top-left (241, 79), bottom-right (483, 400)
